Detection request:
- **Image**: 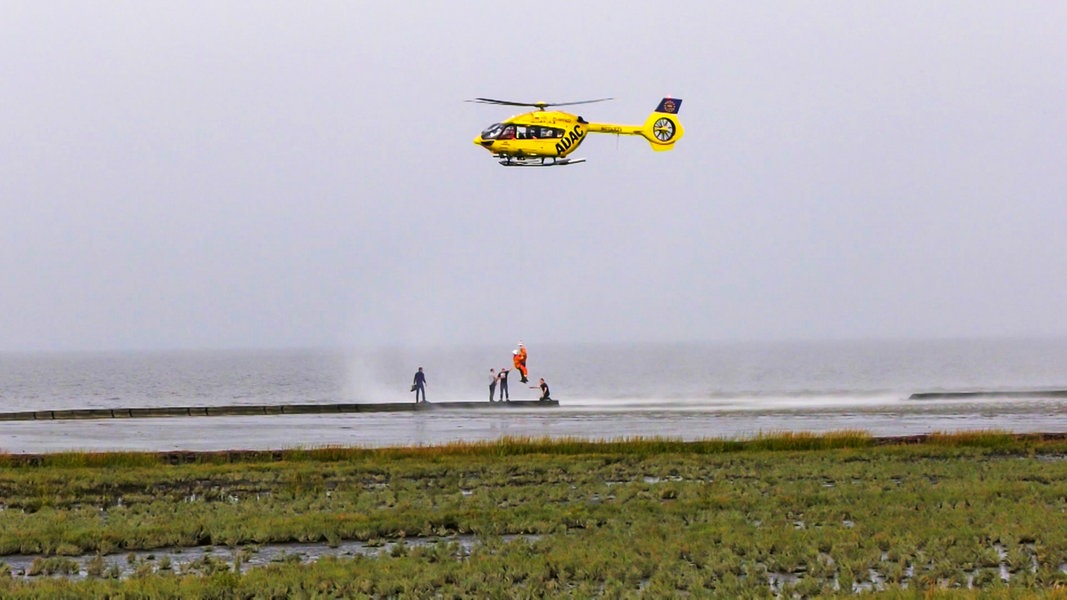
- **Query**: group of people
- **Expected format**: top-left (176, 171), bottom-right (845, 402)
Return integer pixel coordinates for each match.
top-left (488, 367), bottom-right (509, 401)
top-left (489, 369), bottom-right (549, 402)
top-left (410, 342), bottom-right (552, 404)
top-left (490, 342), bottom-right (548, 401)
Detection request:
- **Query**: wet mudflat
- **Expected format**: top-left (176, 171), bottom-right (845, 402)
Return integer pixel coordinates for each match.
top-left (0, 434), bottom-right (1065, 596)
top-left (2, 394), bottom-right (1064, 453)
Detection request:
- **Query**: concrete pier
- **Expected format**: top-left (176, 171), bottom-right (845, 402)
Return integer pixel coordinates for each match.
top-left (0, 400), bottom-right (559, 422)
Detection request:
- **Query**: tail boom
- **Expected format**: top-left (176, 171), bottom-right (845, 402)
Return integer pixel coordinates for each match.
top-left (585, 97), bottom-right (684, 152)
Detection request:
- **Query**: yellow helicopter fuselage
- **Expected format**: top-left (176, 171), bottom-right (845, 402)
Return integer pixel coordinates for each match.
top-left (474, 110), bottom-right (589, 158)
top-left (473, 98), bottom-right (683, 166)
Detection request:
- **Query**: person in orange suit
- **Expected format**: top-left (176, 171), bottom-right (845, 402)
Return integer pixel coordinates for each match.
top-left (513, 343), bottom-right (528, 383)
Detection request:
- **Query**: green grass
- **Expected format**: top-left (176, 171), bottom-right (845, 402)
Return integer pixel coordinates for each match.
top-left (2, 429), bottom-right (1043, 469)
top-left (0, 432), bottom-right (1064, 597)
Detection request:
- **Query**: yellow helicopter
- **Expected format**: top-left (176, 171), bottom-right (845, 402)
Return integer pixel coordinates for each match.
top-left (469, 97), bottom-right (684, 167)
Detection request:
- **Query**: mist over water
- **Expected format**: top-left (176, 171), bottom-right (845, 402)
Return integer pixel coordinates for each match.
top-left (347, 339), bottom-right (1067, 406)
top-left (2, 339), bottom-right (1066, 452)
top-left (4, 339), bottom-right (1067, 410)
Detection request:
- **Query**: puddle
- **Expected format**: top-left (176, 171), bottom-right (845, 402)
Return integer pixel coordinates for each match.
top-left (3, 535), bottom-right (1062, 588)
top-left (642, 475), bottom-right (684, 484)
top-left (0, 534), bottom-right (539, 580)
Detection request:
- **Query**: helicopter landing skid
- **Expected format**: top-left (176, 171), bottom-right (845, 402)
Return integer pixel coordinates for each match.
top-left (497, 156), bottom-right (586, 167)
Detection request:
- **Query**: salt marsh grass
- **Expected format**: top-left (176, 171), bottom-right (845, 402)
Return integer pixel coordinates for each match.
top-left (0, 432), bottom-right (1064, 596)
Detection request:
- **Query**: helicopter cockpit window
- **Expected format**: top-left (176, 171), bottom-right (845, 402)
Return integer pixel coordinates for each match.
top-left (481, 123), bottom-right (504, 140)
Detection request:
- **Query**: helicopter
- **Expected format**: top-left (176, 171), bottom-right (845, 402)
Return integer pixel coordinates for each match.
top-left (469, 97), bottom-right (684, 167)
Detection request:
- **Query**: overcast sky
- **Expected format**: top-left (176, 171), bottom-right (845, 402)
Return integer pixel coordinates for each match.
top-left (2, 2), bottom-right (1065, 352)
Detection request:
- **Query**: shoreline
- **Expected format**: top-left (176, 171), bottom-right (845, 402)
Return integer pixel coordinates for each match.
top-left (3, 430), bottom-right (1065, 465)
top-left (3, 391), bottom-right (1064, 454)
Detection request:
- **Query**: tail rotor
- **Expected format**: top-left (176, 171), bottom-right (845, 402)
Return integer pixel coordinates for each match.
top-left (640, 98), bottom-right (684, 151)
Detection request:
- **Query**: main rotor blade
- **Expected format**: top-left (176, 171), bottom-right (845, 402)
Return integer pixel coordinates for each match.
top-left (545, 97), bottom-right (614, 107)
top-left (467, 98), bottom-right (540, 107)
top-left (466, 97), bottom-right (614, 108)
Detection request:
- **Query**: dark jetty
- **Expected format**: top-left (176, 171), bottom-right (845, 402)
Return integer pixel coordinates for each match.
top-left (909, 389), bottom-right (1067, 400)
top-left (0, 400), bottom-right (559, 422)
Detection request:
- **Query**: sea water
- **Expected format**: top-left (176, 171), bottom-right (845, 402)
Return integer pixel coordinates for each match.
top-left (2, 339), bottom-right (1066, 452)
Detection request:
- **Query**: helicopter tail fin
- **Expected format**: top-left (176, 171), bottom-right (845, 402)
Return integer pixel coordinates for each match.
top-left (640, 97), bottom-right (684, 151)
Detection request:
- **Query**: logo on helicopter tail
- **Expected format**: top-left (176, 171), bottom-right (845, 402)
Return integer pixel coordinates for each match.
top-left (554, 124), bottom-right (585, 155)
top-left (655, 98), bottom-right (682, 114)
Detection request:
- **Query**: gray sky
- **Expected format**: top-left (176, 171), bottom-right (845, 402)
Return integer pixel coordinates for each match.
top-left (2, 2), bottom-right (1066, 352)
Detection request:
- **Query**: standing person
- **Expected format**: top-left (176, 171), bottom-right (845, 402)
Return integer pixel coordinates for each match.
top-left (532, 377), bottom-right (551, 401)
top-left (498, 367), bottom-right (510, 402)
top-left (488, 369), bottom-right (497, 402)
top-left (412, 367), bottom-right (427, 403)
